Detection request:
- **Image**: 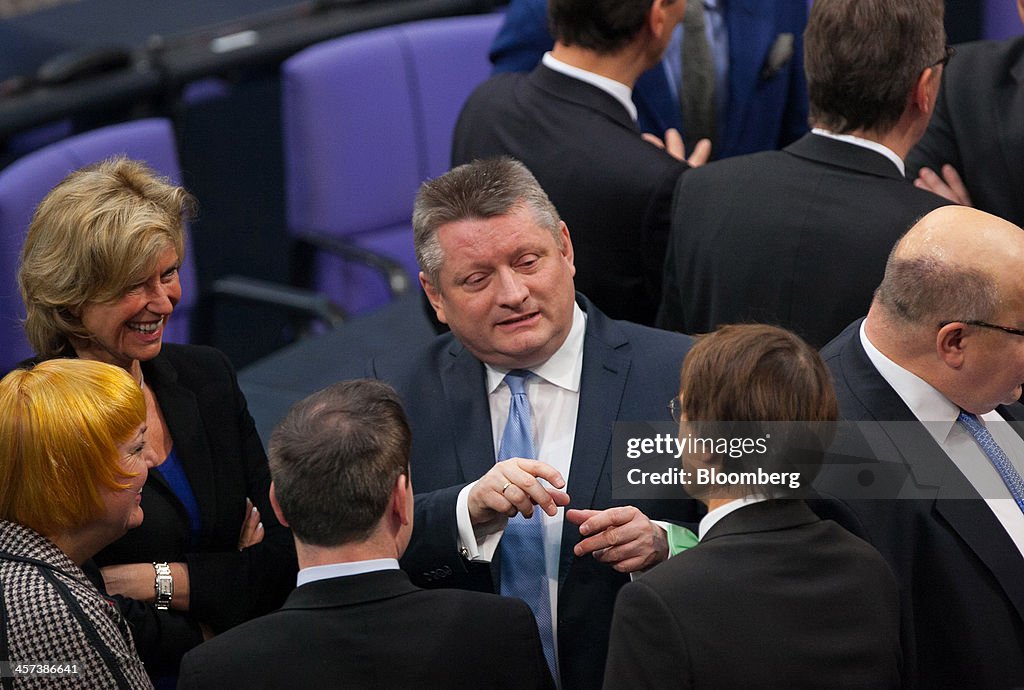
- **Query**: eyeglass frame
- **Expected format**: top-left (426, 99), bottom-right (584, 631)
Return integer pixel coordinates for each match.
top-left (931, 44), bottom-right (956, 69)
top-left (668, 396), bottom-right (683, 423)
top-left (938, 319), bottom-right (1024, 338)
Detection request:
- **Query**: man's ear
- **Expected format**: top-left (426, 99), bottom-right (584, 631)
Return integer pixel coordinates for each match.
top-left (392, 473), bottom-right (413, 527)
top-left (648, 0), bottom-right (675, 40)
top-left (911, 65), bottom-right (939, 116)
top-left (936, 322), bottom-right (967, 369)
top-left (269, 482), bottom-right (289, 527)
top-left (420, 272), bottom-right (448, 325)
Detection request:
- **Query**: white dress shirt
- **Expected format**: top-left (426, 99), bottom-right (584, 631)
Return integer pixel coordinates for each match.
top-left (860, 323), bottom-right (1024, 557)
top-left (698, 495), bottom-right (769, 541)
top-left (454, 302), bottom-right (586, 676)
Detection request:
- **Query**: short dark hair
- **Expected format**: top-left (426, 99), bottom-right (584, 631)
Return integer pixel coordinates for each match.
top-left (680, 324), bottom-right (838, 497)
top-left (548, 0), bottom-right (656, 54)
top-left (412, 157), bottom-right (562, 286)
top-left (804, 0), bottom-right (945, 133)
top-left (268, 379), bottom-right (411, 547)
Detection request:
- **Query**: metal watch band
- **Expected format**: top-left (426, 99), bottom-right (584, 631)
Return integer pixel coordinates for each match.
top-left (153, 562), bottom-right (173, 610)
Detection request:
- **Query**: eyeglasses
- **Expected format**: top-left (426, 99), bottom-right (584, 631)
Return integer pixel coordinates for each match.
top-left (931, 45), bottom-right (956, 69)
top-left (668, 396), bottom-right (682, 423)
top-left (939, 319), bottom-right (1024, 338)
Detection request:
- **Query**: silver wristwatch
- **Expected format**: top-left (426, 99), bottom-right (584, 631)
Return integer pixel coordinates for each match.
top-left (153, 562), bottom-right (173, 610)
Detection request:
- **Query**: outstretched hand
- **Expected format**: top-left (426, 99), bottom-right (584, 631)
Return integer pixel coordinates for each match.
top-left (567, 506), bottom-right (669, 573)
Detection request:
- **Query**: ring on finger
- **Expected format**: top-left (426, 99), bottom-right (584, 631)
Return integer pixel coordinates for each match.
top-left (501, 480), bottom-right (512, 493)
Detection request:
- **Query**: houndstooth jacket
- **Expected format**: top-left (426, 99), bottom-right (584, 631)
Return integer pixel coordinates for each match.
top-left (0, 521), bottom-right (152, 689)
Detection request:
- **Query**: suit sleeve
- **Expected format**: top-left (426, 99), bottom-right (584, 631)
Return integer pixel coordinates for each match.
top-left (603, 580), bottom-right (692, 690)
top-left (655, 173), bottom-right (690, 332)
top-left (184, 348), bottom-right (297, 632)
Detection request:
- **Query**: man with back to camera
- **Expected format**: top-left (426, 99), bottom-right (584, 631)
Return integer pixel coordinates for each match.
top-left (371, 157), bottom-right (701, 690)
top-left (908, 0), bottom-right (1024, 229)
top-left (815, 205), bottom-right (1024, 688)
top-left (489, 0), bottom-right (810, 159)
top-left (452, 0), bottom-right (709, 327)
top-left (656, 0), bottom-right (952, 348)
top-left (177, 379), bottom-right (554, 689)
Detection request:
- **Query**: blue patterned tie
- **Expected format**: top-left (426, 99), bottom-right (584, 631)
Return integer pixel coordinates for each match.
top-left (957, 411), bottom-right (1024, 513)
top-left (498, 370), bottom-right (557, 676)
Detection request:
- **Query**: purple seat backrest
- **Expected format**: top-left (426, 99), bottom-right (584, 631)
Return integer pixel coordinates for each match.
top-left (281, 13), bottom-right (502, 315)
top-left (0, 118), bottom-right (196, 371)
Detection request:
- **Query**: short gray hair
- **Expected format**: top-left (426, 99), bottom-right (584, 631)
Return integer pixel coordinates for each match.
top-left (874, 253), bottom-right (1000, 327)
top-left (412, 157), bottom-right (562, 287)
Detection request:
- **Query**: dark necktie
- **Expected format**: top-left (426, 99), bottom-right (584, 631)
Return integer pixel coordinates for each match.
top-left (681, 0), bottom-right (717, 150)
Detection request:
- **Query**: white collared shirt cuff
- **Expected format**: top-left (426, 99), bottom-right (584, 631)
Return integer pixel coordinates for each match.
top-left (628, 520), bottom-right (670, 581)
top-left (456, 481), bottom-right (506, 562)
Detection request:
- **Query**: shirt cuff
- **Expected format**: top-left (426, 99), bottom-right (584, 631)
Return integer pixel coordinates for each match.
top-left (456, 481), bottom-right (506, 562)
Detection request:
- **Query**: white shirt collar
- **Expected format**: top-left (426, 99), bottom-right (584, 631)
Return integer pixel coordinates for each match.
top-left (486, 302), bottom-right (586, 394)
top-left (295, 558), bottom-right (399, 588)
top-left (698, 495), bottom-right (770, 541)
top-left (858, 322), bottom-right (966, 444)
top-left (811, 128), bottom-right (906, 177)
top-left (541, 52), bottom-right (638, 122)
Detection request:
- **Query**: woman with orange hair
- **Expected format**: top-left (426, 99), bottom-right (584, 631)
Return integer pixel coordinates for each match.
top-left (0, 359), bottom-right (151, 688)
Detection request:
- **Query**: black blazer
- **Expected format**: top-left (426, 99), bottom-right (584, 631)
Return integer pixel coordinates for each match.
top-left (92, 344), bottom-right (296, 669)
top-left (657, 133), bottom-right (950, 347)
top-left (452, 65), bottom-right (689, 326)
top-left (370, 296), bottom-right (701, 690)
top-left (604, 500), bottom-right (902, 689)
top-left (907, 36), bottom-right (1024, 228)
top-left (814, 321), bottom-right (1024, 689)
top-left (177, 568), bottom-right (554, 689)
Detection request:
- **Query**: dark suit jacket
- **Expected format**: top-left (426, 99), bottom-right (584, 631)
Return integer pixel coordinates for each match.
top-left (370, 296), bottom-right (701, 690)
top-left (488, 0), bottom-right (809, 157)
top-left (907, 36), bottom-right (1024, 228)
top-left (657, 133), bottom-right (950, 348)
top-left (177, 568), bottom-right (554, 689)
top-left (92, 344), bottom-right (297, 669)
top-left (452, 64), bottom-right (689, 326)
top-left (814, 320), bottom-right (1024, 689)
top-left (604, 500), bottom-right (901, 689)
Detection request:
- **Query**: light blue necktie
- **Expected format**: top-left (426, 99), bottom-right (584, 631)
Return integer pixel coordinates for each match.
top-left (498, 370), bottom-right (557, 676)
top-left (957, 410), bottom-right (1024, 513)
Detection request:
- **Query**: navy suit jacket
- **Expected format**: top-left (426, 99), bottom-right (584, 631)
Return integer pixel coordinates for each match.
top-left (907, 36), bottom-right (1024, 228)
top-left (814, 320), bottom-right (1024, 689)
top-left (489, 0), bottom-right (809, 158)
top-left (370, 295), bottom-right (700, 690)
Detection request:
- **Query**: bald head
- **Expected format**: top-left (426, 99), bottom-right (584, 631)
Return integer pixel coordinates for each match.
top-left (867, 206), bottom-right (1024, 413)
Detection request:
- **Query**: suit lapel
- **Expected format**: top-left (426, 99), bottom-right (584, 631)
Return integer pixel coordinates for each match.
top-left (143, 354), bottom-right (218, 543)
top-left (995, 49), bottom-right (1024, 218)
top-left (558, 300), bottom-right (630, 586)
top-left (724, 0), bottom-right (774, 142)
top-left (440, 340), bottom-right (497, 484)
top-left (837, 324), bottom-right (1024, 623)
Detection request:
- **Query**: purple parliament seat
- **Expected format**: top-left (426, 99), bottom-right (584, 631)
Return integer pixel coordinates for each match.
top-left (281, 12), bottom-right (502, 316)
